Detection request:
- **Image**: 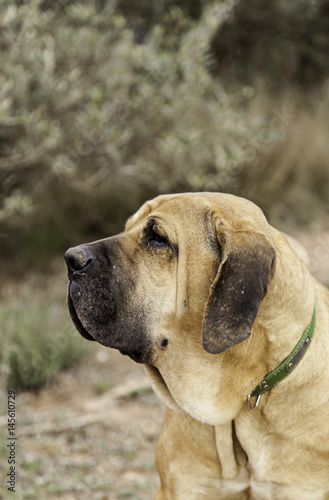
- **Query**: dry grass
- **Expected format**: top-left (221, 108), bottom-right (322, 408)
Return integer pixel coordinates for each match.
top-left (236, 87), bottom-right (329, 227)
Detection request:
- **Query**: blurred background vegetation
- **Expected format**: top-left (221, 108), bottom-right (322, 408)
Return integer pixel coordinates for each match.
top-left (1, 0), bottom-right (329, 390)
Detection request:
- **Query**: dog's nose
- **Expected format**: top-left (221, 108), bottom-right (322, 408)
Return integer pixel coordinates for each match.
top-left (64, 246), bottom-right (92, 276)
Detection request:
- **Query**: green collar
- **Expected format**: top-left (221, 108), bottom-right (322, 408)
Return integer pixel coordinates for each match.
top-left (248, 305), bottom-right (316, 409)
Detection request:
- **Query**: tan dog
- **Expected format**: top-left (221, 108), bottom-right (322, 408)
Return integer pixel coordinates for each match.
top-left (64, 193), bottom-right (329, 500)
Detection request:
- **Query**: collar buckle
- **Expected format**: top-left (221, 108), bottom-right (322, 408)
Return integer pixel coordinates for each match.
top-left (248, 394), bottom-right (261, 410)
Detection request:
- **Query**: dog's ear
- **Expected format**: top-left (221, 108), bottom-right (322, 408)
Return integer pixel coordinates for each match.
top-left (202, 222), bottom-right (276, 354)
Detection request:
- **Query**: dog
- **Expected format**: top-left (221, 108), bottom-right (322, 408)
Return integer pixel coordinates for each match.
top-left (64, 193), bottom-right (329, 499)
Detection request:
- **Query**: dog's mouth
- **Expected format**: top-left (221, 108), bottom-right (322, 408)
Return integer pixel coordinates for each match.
top-left (67, 291), bottom-right (95, 342)
top-left (118, 349), bottom-right (146, 363)
top-left (67, 288), bottom-right (153, 364)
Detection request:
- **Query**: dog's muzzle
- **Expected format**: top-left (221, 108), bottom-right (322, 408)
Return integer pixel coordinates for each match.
top-left (64, 242), bottom-right (152, 364)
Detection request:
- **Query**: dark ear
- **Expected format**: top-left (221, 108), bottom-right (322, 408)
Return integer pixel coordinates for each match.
top-left (202, 226), bottom-right (276, 354)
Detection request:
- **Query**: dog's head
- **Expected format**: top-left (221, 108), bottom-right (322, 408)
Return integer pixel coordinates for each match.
top-left (65, 193), bottom-right (276, 367)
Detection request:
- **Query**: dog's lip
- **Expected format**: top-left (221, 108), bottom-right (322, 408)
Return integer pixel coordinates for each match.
top-left (67, 291), bottom-right (95, 342)
top-left (119, 348), bottom-right (149, 363)
top-left (67, 291), bottom-right (152, 363)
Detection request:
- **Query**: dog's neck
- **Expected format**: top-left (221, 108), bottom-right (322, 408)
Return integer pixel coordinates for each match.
top-left (256, 227), bottom-right (316, 378)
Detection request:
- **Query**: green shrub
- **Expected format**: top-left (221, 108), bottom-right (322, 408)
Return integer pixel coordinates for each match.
top-left (210, 0), bottom-right (329, 90)
top-left (0, 280), bottom-right (92, 391)
top-left (0, 0), bottom-right (274, 264)
top-left (0, 0), bottom-right (329, 272)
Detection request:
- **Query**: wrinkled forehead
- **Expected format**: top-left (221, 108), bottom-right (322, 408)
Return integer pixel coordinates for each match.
top-left (125, 192), bottom-right (270, 235)
top-left (125, 194), bottom-right (203, 231)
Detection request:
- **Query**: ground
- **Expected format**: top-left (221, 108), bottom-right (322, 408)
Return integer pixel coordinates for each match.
top-left (8, 347), bottom-right (162, 500)
top-left (0, 221), bottom-right (328, 500)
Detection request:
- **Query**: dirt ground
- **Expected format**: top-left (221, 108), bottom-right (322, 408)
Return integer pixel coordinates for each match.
top-left (9, 347), bottom-right (162, 500)
top-left (1, 221), bottom-right (329, 500)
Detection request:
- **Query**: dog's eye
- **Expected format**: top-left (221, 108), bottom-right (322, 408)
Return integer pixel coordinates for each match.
top-left (147, 231), bottom-right (169, 250)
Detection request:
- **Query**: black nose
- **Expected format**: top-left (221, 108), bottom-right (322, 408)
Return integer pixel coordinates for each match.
top-left (64, 246), bottom-right (92, 276)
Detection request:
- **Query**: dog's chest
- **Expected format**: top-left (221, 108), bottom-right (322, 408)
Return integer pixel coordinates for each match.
top-left (233, 409), bottom-right (329, 500)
